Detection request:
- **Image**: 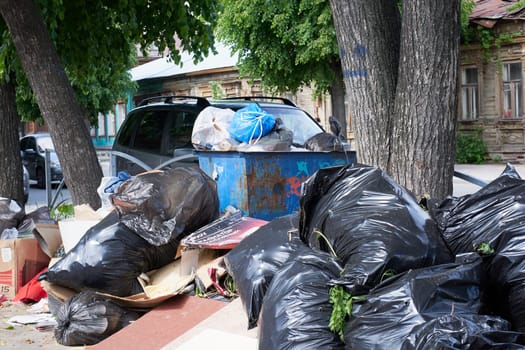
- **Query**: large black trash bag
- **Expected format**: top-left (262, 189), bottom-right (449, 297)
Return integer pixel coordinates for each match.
top-left (401, 314), bottom-right (525, 350)
top-left (299, 164), bottom-right (452, 294)
top-left (54, 291), bottom-right (140, 346)
top-left (258, 247), bottom-right (344, 350)
top-left (223, 213), bottom-right (303, 329)
top-left (111, 167), bottom-right (219, 246)
top-left (41, 211), bottom-right (180, 296)
top-left (343, 255), bottom-right (517, 350)
top-left (430, 163), bottom-right (525, 331)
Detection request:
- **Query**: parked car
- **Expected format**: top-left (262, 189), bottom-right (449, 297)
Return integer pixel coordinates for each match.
top-left (112, 96), bottom-right (332, 175)
top-left (20, 133), bottom-right (63, 188)
top-left (22, 165), bottom-right (29, 204)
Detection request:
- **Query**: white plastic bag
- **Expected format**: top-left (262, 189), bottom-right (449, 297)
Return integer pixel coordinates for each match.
top-left (192, 107), bottom-right (237, 150)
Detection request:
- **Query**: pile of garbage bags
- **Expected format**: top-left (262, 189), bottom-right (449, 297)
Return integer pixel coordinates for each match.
top-left (225, 163), bottom-right (525, 349)
top-left (40, 167), bottom-right (219, 346)
top-left (191, 104), bottom-right (343, 152)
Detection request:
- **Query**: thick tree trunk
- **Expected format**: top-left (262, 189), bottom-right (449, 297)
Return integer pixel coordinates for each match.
top-left (329, 0), bottom-right (401, 170)
top-left (0, 79), bottom-right (24, 206)
top-left (389, 0), bottom-right (460, 199)
top-left (0, 0), bottom-right (102, 209)
top-left (330, 0), bottom-right (459, 199)
top-left (329, 60), bottom-right (347, 139)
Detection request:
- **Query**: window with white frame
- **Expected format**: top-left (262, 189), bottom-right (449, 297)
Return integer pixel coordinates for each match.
top-left (461, 67), bottom-right (478, 120)
top-left (502, 62), bottom-right (523, 119)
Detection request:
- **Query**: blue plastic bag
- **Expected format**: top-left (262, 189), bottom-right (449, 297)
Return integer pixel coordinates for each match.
top-left (228, 103), bottom-right (276, 143)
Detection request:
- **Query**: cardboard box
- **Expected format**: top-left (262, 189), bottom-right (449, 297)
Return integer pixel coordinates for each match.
top-left (0, 238), bottom-right (50, 299)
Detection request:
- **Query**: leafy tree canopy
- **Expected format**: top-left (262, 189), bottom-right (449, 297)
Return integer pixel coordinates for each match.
top-left (0, 0), bottom-right (219, 124)
top-left (217, 0), bottom-right (338, 94)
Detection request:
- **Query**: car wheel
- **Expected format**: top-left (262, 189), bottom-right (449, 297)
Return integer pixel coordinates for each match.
top-left (36, 168), bottom-right (45, 189)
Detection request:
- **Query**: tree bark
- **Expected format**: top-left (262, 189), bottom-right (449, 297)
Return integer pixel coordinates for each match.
top-left (0, 0), bottom-right (102, 209)
top-left (389, 0), bottom-right (460, 199)
top-left (329, 60), bottom-right (347, 139)
top-left (329, 0), bottom-right (401, 170)
top-left (0, 79), bottom-right (24, 206)
top-left (330, 0), bottom-right (459, 199)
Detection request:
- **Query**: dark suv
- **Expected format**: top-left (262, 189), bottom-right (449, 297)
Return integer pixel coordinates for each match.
top-left (20, 133), bottom-right (63, 188)
top-left (111, 96), bottom-right (333, 175)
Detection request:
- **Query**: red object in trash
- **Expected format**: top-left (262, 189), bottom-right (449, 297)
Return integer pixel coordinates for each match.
top-left (13, 267), bottom-right (48, 303)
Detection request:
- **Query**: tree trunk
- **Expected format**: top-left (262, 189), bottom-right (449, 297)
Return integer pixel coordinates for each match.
top-left (389, 0), bottom-right (460, 199)
top-left (0, 0), bottom-right (102, 209)
top-left (0, 79), bottom-right (24, 206)
top-left (329, 0), bottom-right (401, 170)
top-left (329, 60), bottom-right (347, 139)
top-left (330, 0), bottom-right (459, 199)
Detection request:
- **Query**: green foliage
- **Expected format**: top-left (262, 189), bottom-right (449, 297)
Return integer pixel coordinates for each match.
top-left (476, 242), bottom-right (495, 255)
top-left (50, 202), bottom-right (74, 221)
top-left (508, 1), bottom-right (525, 12)
top-left (0, 0), bottom-right (219, 124)
top-left (460, 0), bottom-right (476, 43)
top-left (209, 81), bottom-right (225, 99)
top-left (217, 0), bottom-right (338, 94)
top-left (456, 130), bottom-right (487, 164)
top-left (329, 286), bottom-right (365, 342)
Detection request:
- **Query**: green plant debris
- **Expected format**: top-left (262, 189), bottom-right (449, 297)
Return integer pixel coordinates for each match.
top-left (476, 241), bottom-right (495, 255)
top-left (329, 285), bottom-right (365, 342)
top-left (50, 202), bottom-right (74, 221)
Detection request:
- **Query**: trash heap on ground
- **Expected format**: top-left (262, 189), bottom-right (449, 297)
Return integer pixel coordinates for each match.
top-left (226, 163), bottom-right (525, 349)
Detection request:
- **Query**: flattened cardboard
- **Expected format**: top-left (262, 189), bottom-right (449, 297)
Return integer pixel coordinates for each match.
top-left (33, 223), bottom-right (62, 258)
top-left (0, 238), bottom-right (50, 299)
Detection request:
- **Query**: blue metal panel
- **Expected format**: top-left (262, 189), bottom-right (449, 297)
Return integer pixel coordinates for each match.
top-left (198, 151), bottom-right (356, 220)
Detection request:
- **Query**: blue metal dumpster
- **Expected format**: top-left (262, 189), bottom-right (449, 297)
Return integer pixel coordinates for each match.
top-left (198, 151), bottom-right (356, 220)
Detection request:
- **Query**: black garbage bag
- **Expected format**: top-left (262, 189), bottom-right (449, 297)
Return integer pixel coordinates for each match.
top-left (223, 213), bottom-right (303, 329)
top-left (258, 247), bottom-right (344, 350)
top-left (401, 314), bottom-right (525, 350)
top-left (304, 132), bottom-right (344, 152)
top-left (343, 254), bottom-right (522, 349)
top-left (111, 167), bottom-right (219, 246)
top-left (54, 291), bottom-right (140, 346)
top-left (41, 211), bottom-right (180, 296)
top-left (430, 163), bottom-right (525, 331)
top-left (299, 164), bottom-right (452, 294)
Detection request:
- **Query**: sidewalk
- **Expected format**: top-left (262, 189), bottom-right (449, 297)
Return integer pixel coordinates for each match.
top-left (453, 162), bottom-right (525, 196)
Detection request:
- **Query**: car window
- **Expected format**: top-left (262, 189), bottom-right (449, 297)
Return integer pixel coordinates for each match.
top-left (264, 107), bottom-right (323, 145)
top-left (167, 110), bottom-right (198, 152)
top-left (133, 110), bottom-right (167, 152)
top-left (37, 136), bottom-right (54, 153)
top-left (21, 137), bottom-right (35, 152)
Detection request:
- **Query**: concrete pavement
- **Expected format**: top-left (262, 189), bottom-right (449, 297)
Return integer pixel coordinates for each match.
top-left (453, 162), bottom-right (525, 196)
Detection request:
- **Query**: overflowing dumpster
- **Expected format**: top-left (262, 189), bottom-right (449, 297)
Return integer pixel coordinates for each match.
top-left (197, 150), bottom-right (356, 220)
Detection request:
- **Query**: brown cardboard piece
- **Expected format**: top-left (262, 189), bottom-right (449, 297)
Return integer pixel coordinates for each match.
top-left (43, 255), bottom-right (208, 309)
top-left (0, 238), bottom-right (50, 299)
top-left (33, 223), bottom-right (62, 258)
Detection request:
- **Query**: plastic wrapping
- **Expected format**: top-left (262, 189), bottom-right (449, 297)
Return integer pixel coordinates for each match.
top-left (191, 106), bottom-right (236, 150)
top-left (343, 255), bottom-right (515, 349)
top-left (401, 314), bottom-right (524, 350)
top-left (111, 167), bottom-right (219, 246)
top-left (0, 197), bottom-right (25, 236)
top-left (430, 163), bottom-right (525, 331)
top-left (236, 118), bottom-right (293, 152)
top-left (258, 247), bottom-right (344, 350)
top-left (223, 213), bottom-right (302, 329)
top-left (304, 132), bottom-right (344, 152)
top-left (228, 103), bottom-right (276, 143)
top-left (299, 164), bottom-right (452, 294)
top-left (41, 211), bottom-right (180, 296)
top-left (54, 291), bottom-right (140, 346)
